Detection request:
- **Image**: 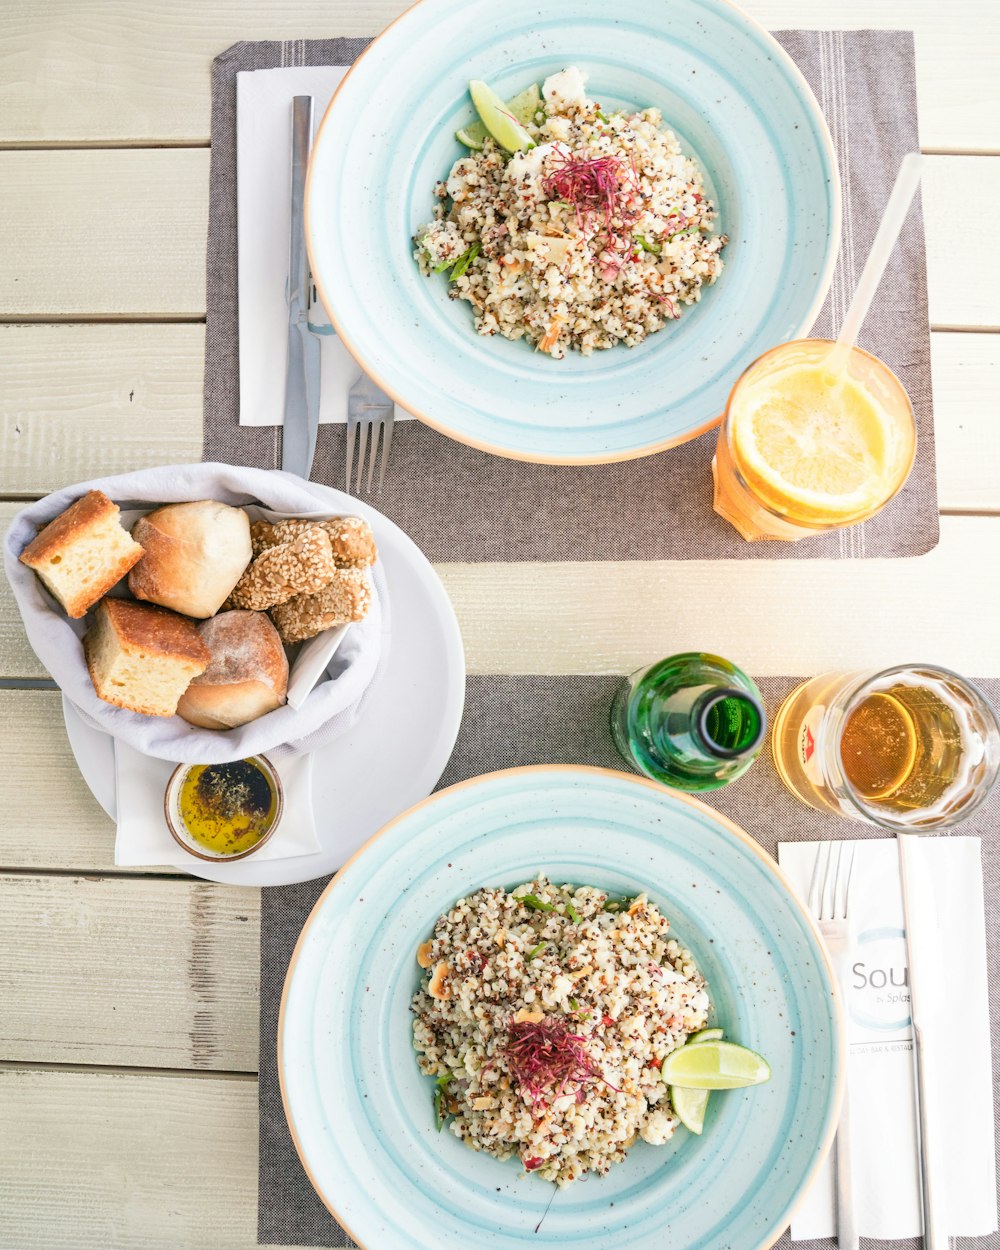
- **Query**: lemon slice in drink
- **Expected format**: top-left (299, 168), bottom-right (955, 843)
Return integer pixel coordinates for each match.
top-left (671, 1084), bottom-right (710, 1134)
top-left (468, 80), bottom-right (536, 153)
top-left (457, 84), bottom-right (540, 149)
top-left (731, 362), bottom-right (897, 522)
top-left (660, 1040), bottom-right (771, 1090)
top-left (687, 1027), bottom-right (724, 1045)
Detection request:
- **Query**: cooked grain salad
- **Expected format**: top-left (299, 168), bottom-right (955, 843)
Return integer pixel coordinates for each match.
top-left (411, 876), bottom-right (710, 1185)
top-left (414, 67), bottom-right (727, 359)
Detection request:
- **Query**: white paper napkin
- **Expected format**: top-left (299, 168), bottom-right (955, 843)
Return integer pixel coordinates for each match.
top-left (236, 66), bottom-right (412, 427)
top-left (114, 740), bottom-right (320, 867)
top-left (779, 838), bottom-right (997, 1241)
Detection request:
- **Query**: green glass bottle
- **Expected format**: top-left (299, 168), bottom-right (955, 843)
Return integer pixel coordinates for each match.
top-left (610, 652), bottom-right (766, 791)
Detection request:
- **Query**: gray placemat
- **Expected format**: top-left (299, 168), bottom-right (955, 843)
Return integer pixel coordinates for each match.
top-left (205, 32), bottom-right (938, 563)
top-left (258, 674), bottom-right (999, 1248)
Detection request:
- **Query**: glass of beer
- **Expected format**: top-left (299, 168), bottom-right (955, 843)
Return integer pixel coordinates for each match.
top-left (772, 664), bottom-right (1000, 831)
top-left (712, 339), bottom-right (917, 542)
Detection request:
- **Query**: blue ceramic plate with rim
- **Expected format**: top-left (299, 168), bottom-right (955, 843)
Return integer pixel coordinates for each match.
top-left (305, 0), bottom-right (840, 464)
top-left (279, 765), bottom-right (844, 1250)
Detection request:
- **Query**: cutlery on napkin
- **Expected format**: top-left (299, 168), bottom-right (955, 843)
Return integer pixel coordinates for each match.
top-left (779, 838), bottom-right (997, 1242)
top-left (281, 94), bottom-right (320, 479)
top-left (237, 66), bottom-right (409, 432)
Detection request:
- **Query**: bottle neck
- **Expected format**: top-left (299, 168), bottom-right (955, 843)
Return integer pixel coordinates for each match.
top-left (690, 687), bottom-right (765, 761)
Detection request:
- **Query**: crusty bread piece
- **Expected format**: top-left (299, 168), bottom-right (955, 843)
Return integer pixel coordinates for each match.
top-left (227, 527), bottom-right (336, 612)
top-left (129, 501), bottom-right (252, 619)
top-left (84, 597), bottom-right (210, 717)
top-left (270, 568), bottom-right (373, 644)
top-left (250, 516), bottom-right (377, 568)
top-left (19, 490), bottom-right (145, 618)
top-left (177, 610), bottom-right (288, 729)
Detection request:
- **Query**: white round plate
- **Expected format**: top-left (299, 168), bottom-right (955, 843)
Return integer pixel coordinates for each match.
top-left (61, 483), bottom-right (466, 886)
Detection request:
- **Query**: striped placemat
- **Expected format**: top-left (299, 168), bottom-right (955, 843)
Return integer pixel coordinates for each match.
top-left (257, 675), bottom-right (1000, 1249)
top-left (205, 31), bottom-right (938, 562)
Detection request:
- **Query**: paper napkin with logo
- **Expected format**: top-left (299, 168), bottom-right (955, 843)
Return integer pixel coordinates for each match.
top-left (778, 838), bottom-right (997, 1241)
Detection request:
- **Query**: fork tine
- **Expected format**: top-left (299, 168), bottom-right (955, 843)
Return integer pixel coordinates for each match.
top-left (366, 420), bottom-right (383, 494)
top-left (837, 843), bottom-right (856, 919)
top-left (377, 417), bottom-right (393, 492)
top-left (807, 842), bottom-right (828, 918)
top-left (345, 418), bottom-right (357, 494)
top-left (355, 420), bottom-right (370, 494)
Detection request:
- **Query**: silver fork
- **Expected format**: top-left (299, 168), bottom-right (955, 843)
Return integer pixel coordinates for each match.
top-left (809, 842), bottom-right (858, 1250)
top-left (346, 371), bottom-right (394, 494)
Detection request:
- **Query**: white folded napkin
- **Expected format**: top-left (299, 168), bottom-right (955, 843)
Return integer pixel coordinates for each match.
top-left (778, 837), bottom-right (997, 1241)
top-left (236, 65), bottom-right (412, 428)
top-left (114, 740), bottom-right (319, 867)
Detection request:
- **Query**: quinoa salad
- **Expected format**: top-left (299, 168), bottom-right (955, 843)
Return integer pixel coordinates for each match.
top-left (414, 67), bottom-right (727, 359)
top-left (411, 876), bottom-right (711, 1185)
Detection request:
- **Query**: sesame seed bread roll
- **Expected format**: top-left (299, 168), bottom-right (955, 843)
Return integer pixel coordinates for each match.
top-left (177, 610), bottom-right (289, 729)
top-left (129, 501), bottom-right (253, 619)
top-left (19, 490), bottom-right (144, 618)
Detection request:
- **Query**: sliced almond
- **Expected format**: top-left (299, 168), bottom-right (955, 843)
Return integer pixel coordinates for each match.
top-left (416, 941), bottom-right (434, 969)
top-left (628, 898), bottom-right (646, 916)
top-left (513, 1007), bottom-right (545, 1024)
top-left (471, 1096), bottom-right (498, 1111)
top-left (428, 961), bottom-right (452, 1000)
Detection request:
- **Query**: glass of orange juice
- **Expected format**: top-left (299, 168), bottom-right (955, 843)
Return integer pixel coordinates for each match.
top-left (712, 338), bottom-right (916, 542)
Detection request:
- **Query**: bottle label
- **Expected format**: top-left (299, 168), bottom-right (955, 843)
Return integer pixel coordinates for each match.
top-left (799, 703), bottom-right (826, 788)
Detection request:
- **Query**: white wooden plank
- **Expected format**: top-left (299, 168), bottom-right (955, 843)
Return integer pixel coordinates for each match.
top-left (4, 507), bottom-right (1000, 678)
top-left (0, 0), bottom-right (996, 151)
top-left (0, 149), bottom-right (207, 318)
top-left (0, 874), bottom-right (259, 1070)
top-left (434, 513), bottom-right (1000, 680)
top-left (0, 1068), bottom-right (305, 1250)
top-left (923, 157), bottom-right (1000, 327)
top-left (2, 325), bottom-right (998, 509)
top-left (0, 689), bottom-right (168, 874)
top-left (0, 151), bottom-right (994, 326)
top-left (932, 332), bottom-right (1000, 511)
top-left (0, 323), bottom-right (204, 492)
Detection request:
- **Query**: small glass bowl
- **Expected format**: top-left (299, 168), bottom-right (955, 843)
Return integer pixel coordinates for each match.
top-left (164, 755), bottom-right (284, 862)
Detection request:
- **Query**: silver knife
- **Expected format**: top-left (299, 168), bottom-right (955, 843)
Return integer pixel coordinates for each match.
top-left (282, 95), bottom-right (321, 479)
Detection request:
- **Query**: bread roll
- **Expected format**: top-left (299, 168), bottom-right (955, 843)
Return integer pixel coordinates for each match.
top-left (19, 490), bottom-right (144, 618)
top-left (129, 501), bottom-right (252, 618)
top-left (84, 597), bottom-right (210, 717)
top-left (177, 610), bottom-right (289, 729)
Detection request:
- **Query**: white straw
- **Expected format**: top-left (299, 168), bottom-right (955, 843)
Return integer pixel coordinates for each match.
top-left (828, 153), bottom-right (924, 370)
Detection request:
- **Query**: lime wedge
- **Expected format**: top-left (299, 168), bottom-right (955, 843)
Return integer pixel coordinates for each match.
top-left (687, 1027), bottom-right (725, 1045)
top-left (660, 1041), bottom-right (771, 1090)
top-left (671, 1084), bottom-right (709, 1134)
top-left (467, 80), bottom-right (536, 153)
top-left (456, 83), bottom-right (540, 149)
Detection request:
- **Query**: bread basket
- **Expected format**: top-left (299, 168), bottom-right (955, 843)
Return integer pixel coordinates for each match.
top-left (4, 463), bottom-right (388, 763)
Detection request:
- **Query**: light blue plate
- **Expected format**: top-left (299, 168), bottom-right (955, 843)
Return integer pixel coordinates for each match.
top-left (306, 0), bottom-right (840, 463)
top-left (280, 766), bottom-right (843, 1250)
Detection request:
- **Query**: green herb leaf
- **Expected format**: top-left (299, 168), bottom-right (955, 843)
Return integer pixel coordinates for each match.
top-left (432, 256), bottom-right (453, 273)
top-left (595, 109), bottom-right (610, 123)
top-left (433, 1072), bottom-right (454, 1131)
top-left (666, 225), bottom-right (699, 243)
top-left (568, 997), bottom-right (580, 1011)
top-left (634, 235), bottom-right (662, 256)
top-left (449, 241), bottom-right (481, 281)
top-left (564, 901), bottom-right (583, 925)
top-left (522, 894), bottom-right (556, 913)
top-left (526, 941), bottom-right (548, 961)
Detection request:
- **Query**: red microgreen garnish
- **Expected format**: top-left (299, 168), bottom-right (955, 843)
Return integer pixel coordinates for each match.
top-left (503, 1016), bottom-right (602, 1104)
top-left (541, 150), bottom-right (642, 268)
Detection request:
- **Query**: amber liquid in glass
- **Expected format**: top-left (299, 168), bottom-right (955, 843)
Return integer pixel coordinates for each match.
top-left (839, 683), bottom-right (966, 813)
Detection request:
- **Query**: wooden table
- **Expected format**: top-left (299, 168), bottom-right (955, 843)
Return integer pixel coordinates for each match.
top-left (1, 2), bottom-right (997, 1246)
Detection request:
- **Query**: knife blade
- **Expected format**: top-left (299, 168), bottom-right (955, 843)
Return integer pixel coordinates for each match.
top-left (282, 95), bottom-right (316, 478)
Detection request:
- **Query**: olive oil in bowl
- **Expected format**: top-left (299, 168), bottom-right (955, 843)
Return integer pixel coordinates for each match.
top-left (165, 756), bottom-right (283, 861)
